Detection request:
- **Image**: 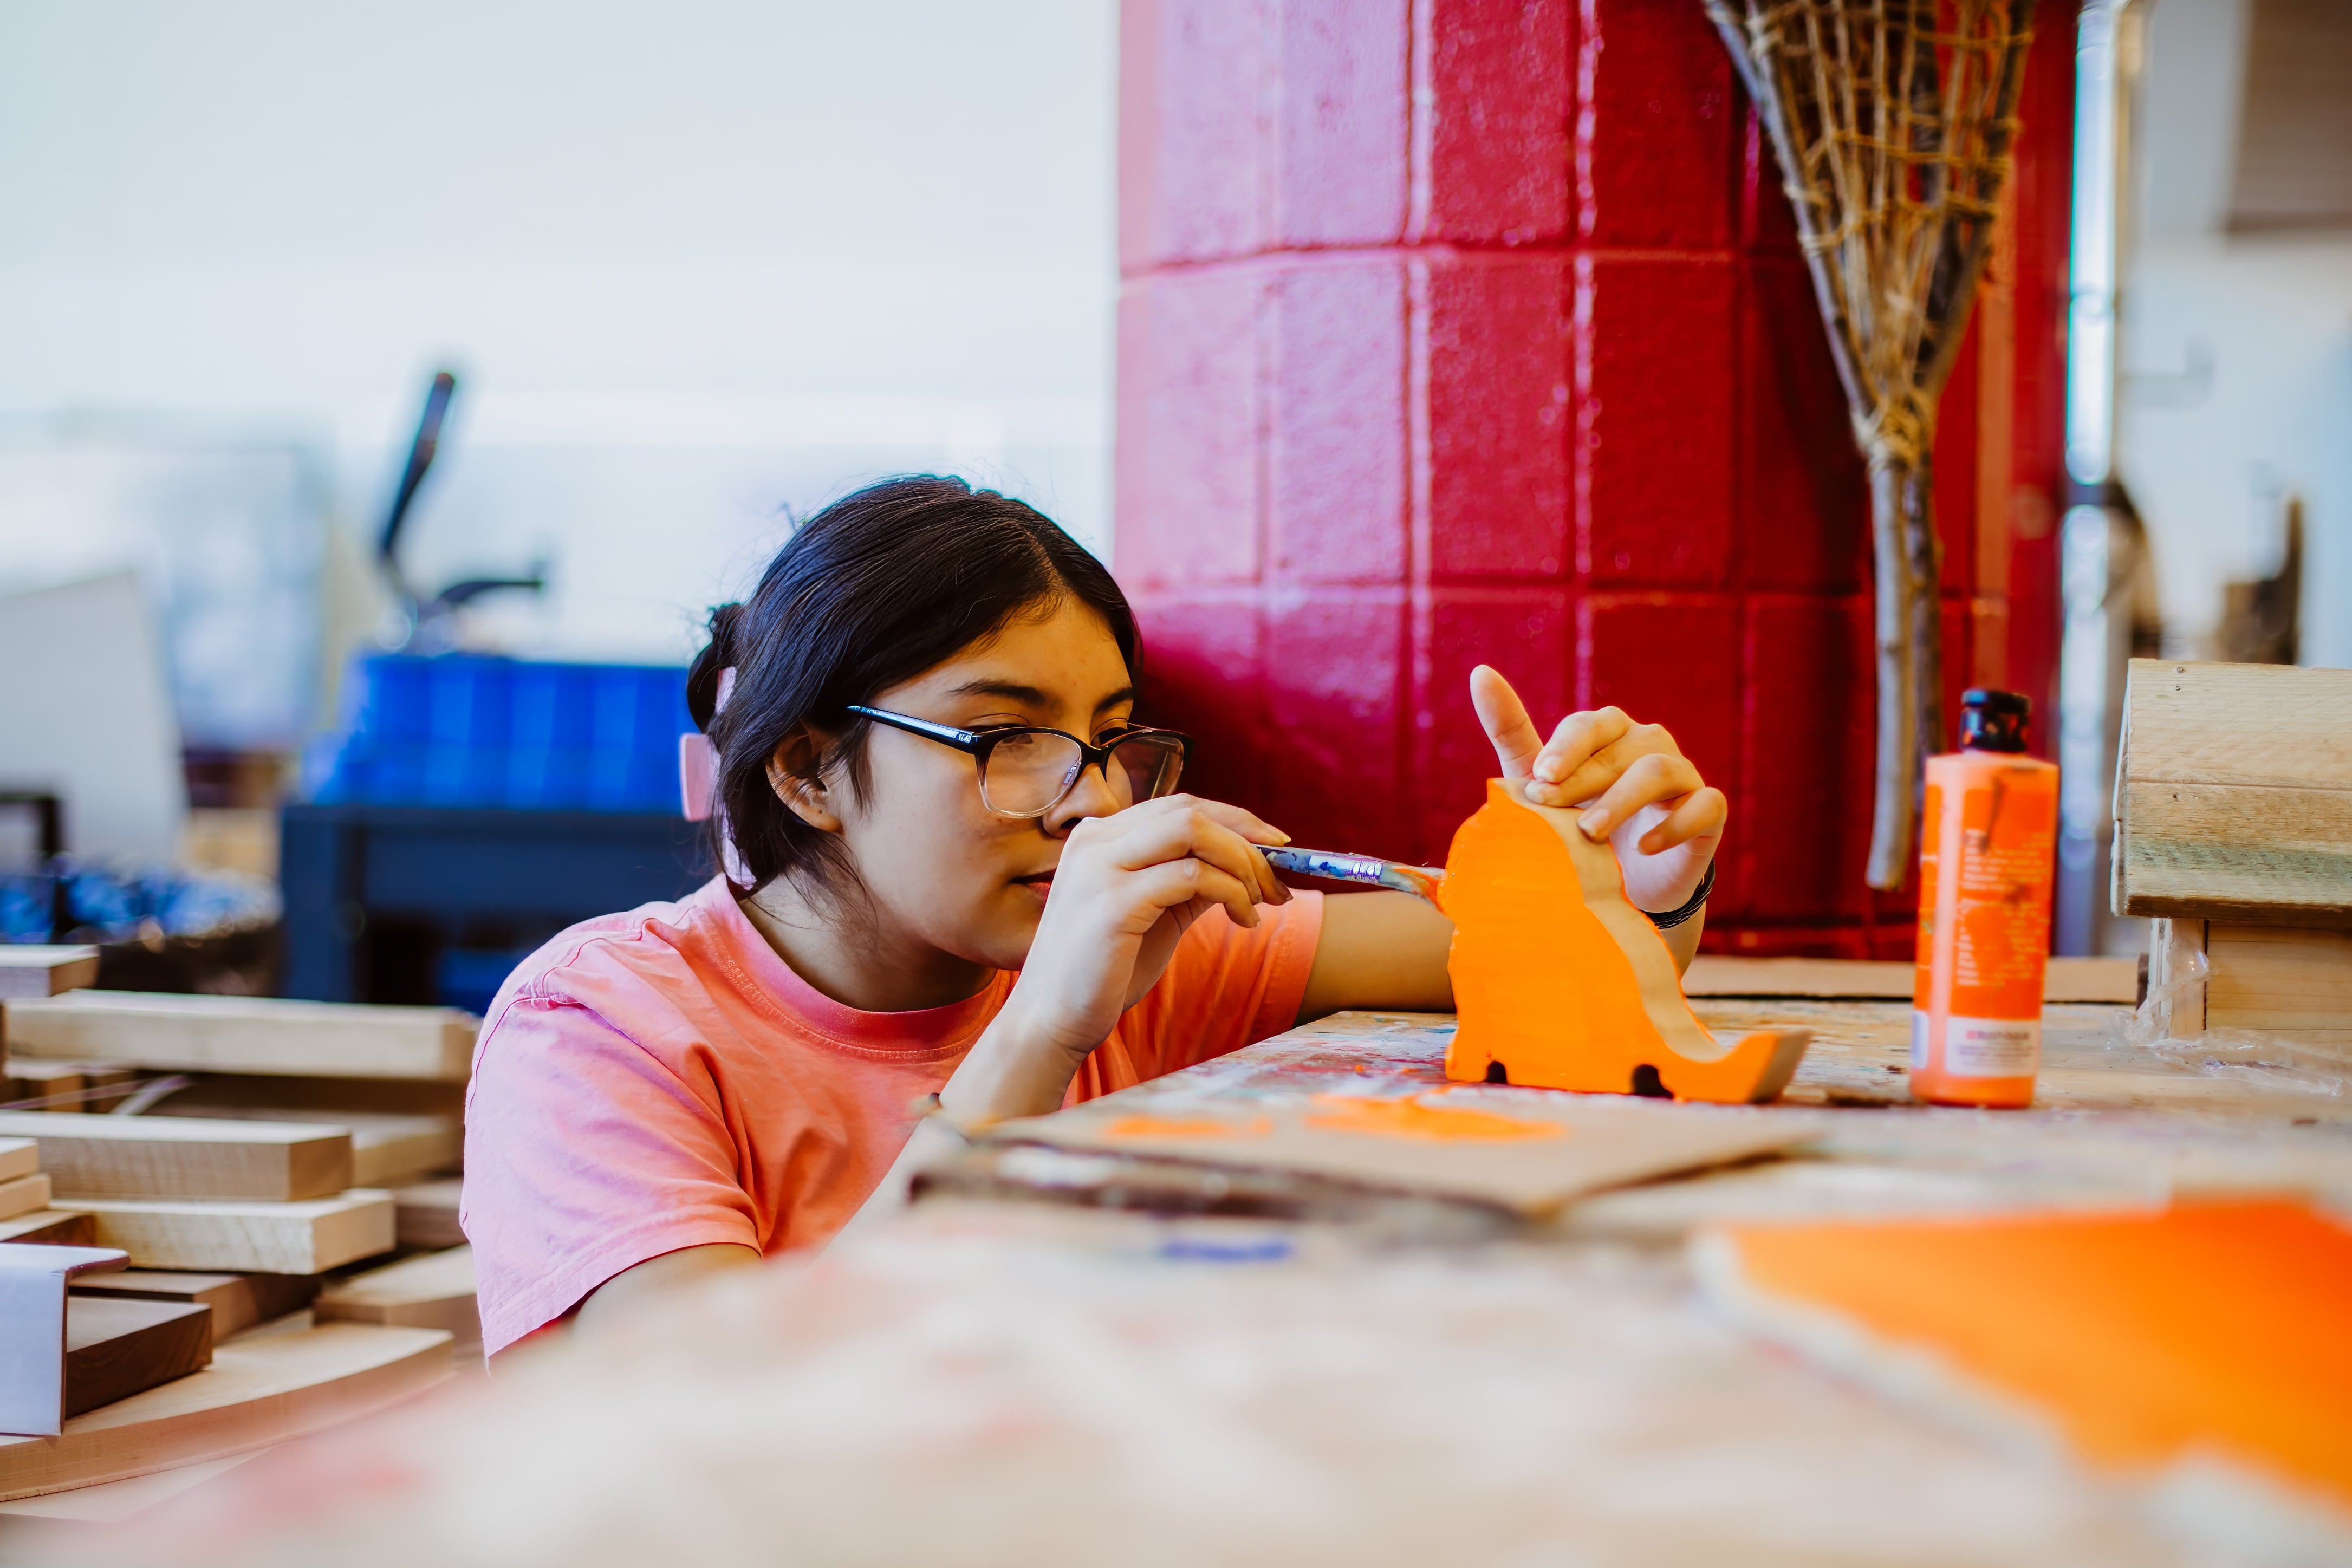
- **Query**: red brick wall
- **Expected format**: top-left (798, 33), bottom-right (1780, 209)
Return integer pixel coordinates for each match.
top-left (1115, 0), bottom-right (2071, 956)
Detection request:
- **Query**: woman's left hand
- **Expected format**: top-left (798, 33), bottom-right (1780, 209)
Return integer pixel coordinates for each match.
top-left (1469, 665), bottom-right (1725, 914)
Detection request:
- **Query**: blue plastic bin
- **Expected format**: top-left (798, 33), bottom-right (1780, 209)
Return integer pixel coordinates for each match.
top-left (306, 655), bottom-right (691, 815)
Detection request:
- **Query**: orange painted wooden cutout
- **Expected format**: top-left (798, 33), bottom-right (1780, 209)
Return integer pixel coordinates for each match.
top-left (1439, 778), bottom-right (1808, 1103)
top-left (1705, 1201), bottom-right (2352, 1513)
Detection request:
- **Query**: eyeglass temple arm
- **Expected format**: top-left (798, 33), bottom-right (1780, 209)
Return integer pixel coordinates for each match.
top-left (844, 705), bottom-right (981, 749)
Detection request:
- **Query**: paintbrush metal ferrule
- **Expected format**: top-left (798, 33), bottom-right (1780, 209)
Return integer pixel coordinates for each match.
top-left (1261, 847), bottom-right (1445, 903)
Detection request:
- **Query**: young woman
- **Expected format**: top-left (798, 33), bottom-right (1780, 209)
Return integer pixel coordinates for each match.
top-left (463, 477), bottom-right (1726, 1358)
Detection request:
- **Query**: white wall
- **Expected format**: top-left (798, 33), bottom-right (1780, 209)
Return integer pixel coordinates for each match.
top-left (2119, 0), bottom-right (2352, 668)
top-left (0, 0), bottom-right (1117, 678)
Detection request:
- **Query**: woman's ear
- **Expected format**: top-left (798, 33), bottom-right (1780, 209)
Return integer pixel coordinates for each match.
top-left (767, 729), bottom-right (843, 834)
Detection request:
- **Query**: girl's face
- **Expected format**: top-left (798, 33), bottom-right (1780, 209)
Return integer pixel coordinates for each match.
top-left (817, 596), bottom-right (1139, 972)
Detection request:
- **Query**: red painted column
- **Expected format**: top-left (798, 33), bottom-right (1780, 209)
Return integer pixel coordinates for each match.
top-left (1116, 0), bottom-right (2069, 955)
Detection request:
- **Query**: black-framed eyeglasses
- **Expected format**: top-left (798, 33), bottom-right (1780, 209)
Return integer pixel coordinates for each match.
top-left (846, 705), bottom-right (1193, 819)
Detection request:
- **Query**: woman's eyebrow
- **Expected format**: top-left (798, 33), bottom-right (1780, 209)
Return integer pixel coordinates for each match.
top-left (945, 680), bottom-right (1138, 714)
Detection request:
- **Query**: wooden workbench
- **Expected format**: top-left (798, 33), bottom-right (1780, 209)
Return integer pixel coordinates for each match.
top-left (51, 1004), bottom-right (2352, 1566)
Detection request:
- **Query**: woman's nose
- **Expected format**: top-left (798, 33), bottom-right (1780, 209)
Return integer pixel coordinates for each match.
top-left (1044, 759), bottom-right (1125, 836)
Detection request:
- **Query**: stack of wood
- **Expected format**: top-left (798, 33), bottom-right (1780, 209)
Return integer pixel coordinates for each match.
top-left (2115, 659), bottom-right (2352, 1058)
top-left (0, 987), bottom-right (485, 1497)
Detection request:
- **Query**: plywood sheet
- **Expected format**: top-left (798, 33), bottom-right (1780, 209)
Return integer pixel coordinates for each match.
top-left (2116, 660), bottom-right (2352, 926)
top-left (0, 1321), bottom-right (450, 1502)
top-left (3, 992), bottom-right (475, 1082)
top-left (993, 1091), bottom-right (1818, 1218)
top-left (0, 1112), bottom-right (352, 1202)
top-left (69, 1191), bottom-right (395, 1274)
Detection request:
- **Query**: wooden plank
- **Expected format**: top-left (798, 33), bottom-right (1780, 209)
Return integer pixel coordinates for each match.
top-left (0, 1174), bottom-right (53, 1222)
top-left (2, 993), bottom-right (476, 1082)
top-left (0, 1211), bottom-right (95, 1247)
top-left (152, 1107), bottom-right (456, 1188)
top-left (64, 1297), bottom-right (213, 1418)
top-left (315, 1246), bottom-right (477, 1352)
top-left (1682, 956), bottom-right (2137, 1004)
top-left (2206, 923), bottom-right (2352, 1053)
top-left (70, 1269), bottom-right (323, 1339)
top-left (0, 1140), bottom-right (35, 1184)
top-left (389, 1177), bottom-right (464, 1248)
top-left (0, 947), bottom-right (100, 1001)
top-left (68, 1192), bottom-right (396, 1274)
top-left (3, 1062), bottom-right (82, 1110)
top-left (2116, 659), bottom-right (2352, 926)
top-left (163, 1073), bottom-right (467, 1120)
top-left (0, 1321), bottom-right (450, 1502)
top-left (0, 1112), bottom-right (353, 1202)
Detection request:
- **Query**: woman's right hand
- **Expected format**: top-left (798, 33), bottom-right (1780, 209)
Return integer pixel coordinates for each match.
top-left (942, 794), bottom-right (1290, 1122)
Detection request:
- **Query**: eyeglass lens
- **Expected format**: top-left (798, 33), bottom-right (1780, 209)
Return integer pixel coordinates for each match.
top-left (979, 731), bottom-right (1186, 817)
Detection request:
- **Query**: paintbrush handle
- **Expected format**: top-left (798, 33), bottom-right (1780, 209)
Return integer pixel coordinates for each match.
top-left (1261, 847), bottom-right (1445, 903)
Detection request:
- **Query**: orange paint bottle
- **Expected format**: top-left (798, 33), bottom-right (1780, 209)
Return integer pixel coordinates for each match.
top-left (1911, 689), bottom-right (2058, 1108)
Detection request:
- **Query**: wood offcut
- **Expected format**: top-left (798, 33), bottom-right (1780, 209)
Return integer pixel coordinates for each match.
top-left (2114, 659), bottom-right (2352, 927)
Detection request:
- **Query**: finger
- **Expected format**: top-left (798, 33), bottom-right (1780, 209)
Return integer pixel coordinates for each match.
top-left (1132, 858), bottom-right (1259, 929)
top-left (1131, 793), bottom-right (1290, 848)
top-left (1109, 808), bottom-right (1284, 908)
top-left (1577, 751), bottom-right (1704, 841)
top-left (1543, 727), bottom-right (1675, 810)
top-left (1635, 785), bottom-right (1728, 857)
top-left (1469, 665), bottom-right (1544, 782)
top-left (1526, 707), bottom-right (1633, 805)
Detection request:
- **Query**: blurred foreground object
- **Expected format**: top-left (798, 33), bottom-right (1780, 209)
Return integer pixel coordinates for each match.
top-left (1705, 0), bottom-right (2038, 889)
top-left (1698, 1201), bottom-right (2352, 1532)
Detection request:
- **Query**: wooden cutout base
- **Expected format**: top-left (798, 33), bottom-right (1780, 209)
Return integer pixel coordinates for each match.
top-left (1440, 779), bottom-right (1809, 1103)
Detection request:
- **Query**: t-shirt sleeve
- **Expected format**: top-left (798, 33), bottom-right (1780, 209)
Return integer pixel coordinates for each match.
top-left (1115, 889), bottom-right (1326, 1081)
top-left (461, 992), bottom-right (761, 1357)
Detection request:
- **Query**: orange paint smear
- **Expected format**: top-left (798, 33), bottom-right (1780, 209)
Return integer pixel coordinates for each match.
top-left (1391, 864), bottom-right (1445, 903)
top-left (1302, 1092), bottom-right (1564, 1142)
top-left (1097, 1113), bottom-right (1272, 1141)
top-left (1723, 1201), bottom-right (2352, 1509)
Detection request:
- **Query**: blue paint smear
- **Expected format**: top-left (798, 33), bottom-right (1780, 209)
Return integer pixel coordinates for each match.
top-left (1158, 1236), bottom-right (1294, 1265)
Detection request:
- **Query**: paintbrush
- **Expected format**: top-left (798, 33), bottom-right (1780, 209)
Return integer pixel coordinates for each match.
top-left (1261, 846), bottom-right (1445, 905)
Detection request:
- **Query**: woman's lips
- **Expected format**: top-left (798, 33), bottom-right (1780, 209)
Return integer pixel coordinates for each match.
top-left (1015, 871), bottom-right (1055, 899)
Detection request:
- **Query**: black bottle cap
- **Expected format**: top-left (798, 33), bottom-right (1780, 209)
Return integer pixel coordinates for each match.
top-left (1960, 688), bottom-right (2031, 753)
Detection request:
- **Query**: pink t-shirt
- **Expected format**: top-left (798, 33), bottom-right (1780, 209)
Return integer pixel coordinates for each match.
top-left (460, 876), bottom-right (1324, 1355)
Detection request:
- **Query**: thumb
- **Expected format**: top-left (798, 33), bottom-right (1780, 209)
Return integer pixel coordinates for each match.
top-left (1469, 665), bottom-right (1543, 781)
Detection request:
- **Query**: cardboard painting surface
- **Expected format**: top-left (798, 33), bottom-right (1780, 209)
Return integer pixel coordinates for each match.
top-left (1441, 779), bottom-right (1808, 1102)
top-left (994, 1089), bottom-right (1817, 1218)
top-left (1699, 1200), bottom-right (2352, 1517)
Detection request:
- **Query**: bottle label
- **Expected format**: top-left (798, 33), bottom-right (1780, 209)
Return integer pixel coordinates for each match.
top-left (1945, 1017), bottom-right (2041, 1077)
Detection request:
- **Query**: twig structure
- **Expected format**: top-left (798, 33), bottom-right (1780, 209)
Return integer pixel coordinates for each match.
top-left (1702, 0), bottom-right (2036, 887)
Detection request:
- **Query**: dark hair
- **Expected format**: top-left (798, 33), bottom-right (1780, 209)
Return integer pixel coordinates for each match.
top-left (688, 474), bottom-right (1139, 890)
